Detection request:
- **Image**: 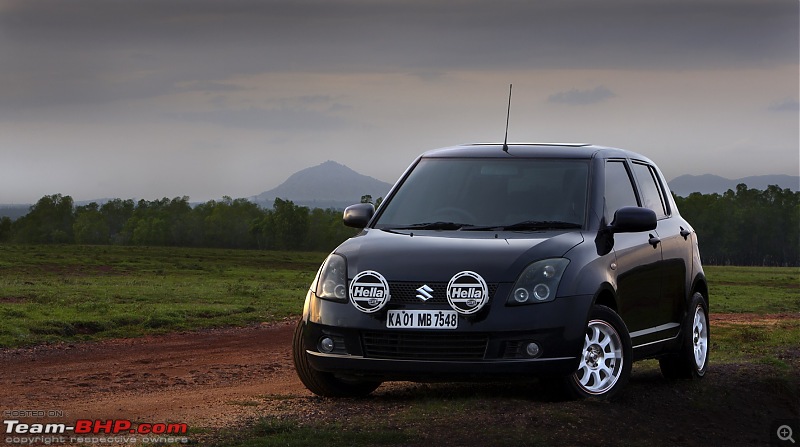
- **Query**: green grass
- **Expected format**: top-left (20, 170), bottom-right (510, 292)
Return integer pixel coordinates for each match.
top-left (0, 244), bottom-right (325, 347)
top-left (705, 265), bottom-right (800, 313)
top-left (711, 318), bottom-right (800, 364)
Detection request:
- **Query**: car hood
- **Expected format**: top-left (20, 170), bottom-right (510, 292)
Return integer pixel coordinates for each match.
top-left (335, 228), bottom-right (584, 283)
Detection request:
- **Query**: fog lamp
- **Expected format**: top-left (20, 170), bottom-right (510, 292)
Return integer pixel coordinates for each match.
top-left (319, 337), bottom-right (335, 353)
top-left (525, 342), bottom-right (541, 358)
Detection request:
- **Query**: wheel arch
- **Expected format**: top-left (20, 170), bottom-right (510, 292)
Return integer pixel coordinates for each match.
top-left (691, 273), bottom-right (709, 308)
top-left (592, 282), bottom-right (618, 312)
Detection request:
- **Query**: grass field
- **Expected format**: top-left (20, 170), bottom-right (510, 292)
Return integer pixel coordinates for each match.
top-left (0, 245), bottom-right (797, 348)
top-left (705, 265), bottom-right (799, 313)
top-left (0, 244), bottom-right (325, 347)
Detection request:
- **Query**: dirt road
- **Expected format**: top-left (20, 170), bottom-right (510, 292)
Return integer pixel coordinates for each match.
top-left (0, 320), bottom-right (306, 430)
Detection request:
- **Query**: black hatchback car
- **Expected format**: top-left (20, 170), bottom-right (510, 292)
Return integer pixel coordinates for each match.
top-left (293, 143), bottom-right (709, 400)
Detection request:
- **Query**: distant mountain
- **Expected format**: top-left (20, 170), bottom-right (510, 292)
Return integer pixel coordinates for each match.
top-left (0, 205), bottom-right (30, 220)
top-left (669, 174), bottom-right (800, 197)
top-left (253, 160), bottom-right (393, 209)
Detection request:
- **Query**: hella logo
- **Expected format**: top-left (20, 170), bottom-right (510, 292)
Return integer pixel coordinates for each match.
top-left (415, 284), bottom-right (434, 301)
top-left (446, 271), bottom-right (489, 314)
top-left (349, 270), bottom-right (390, 313)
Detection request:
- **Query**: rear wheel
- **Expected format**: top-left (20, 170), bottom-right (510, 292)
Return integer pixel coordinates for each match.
top-left (659, 292), bottom-right (709, 380)
top-left (292, 319), bottom-right (381, 397)
top-left (564, 305), bottom-right (632, 401)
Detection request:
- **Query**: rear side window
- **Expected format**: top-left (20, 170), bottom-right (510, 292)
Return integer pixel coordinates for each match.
top-left (631, 162), bottom-right (668, 219)
top-left (604, 160), bottom-right (638, 222)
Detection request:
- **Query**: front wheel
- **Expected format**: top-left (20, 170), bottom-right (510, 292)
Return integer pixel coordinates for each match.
top-left (292, 319), bottom-right (381, 398)
top-left (659, 292), bottom-right (709, 380)
top-left (563, 305), bottom-right (632, 401)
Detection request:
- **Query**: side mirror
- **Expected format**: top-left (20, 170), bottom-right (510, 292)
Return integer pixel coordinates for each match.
top-left (343, 203), bottom-right (375, 228)
top-left (609, 207), bottom-right (657, 234)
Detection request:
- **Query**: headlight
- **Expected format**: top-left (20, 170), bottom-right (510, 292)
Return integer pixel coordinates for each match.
top-left (315, 254), bottom-right (348, 301)
top-left (508, 258), bottom-right (569, 305)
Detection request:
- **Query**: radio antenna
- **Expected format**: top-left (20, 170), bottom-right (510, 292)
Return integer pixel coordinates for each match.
top-left (502, 84), bottom-right (512, 152)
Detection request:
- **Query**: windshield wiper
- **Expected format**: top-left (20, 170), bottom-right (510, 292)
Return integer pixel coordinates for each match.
top-left (501, 220), bottom-right (582, 231)
top-left (386, 220), bottom-right (581, 232)
top-left (387, 221), bottom-right (470, 230)
top-left (461, 220), bottom-right (582, 231)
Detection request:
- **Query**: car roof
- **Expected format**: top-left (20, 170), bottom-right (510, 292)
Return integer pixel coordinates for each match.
top-left (421, 143), bottom-right (653, 163)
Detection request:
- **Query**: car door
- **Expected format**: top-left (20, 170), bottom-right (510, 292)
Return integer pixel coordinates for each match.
top-left (603, 159), bottom-right (665, 340)
top-left (631, 161), bottom-right (689, 330)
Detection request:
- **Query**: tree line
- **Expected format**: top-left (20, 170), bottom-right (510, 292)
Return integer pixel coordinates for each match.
top-left (0, 195), bottom-right (361, 252)
top-left (674, 184), bottom-right (799, 266)
top-left (0, 185), bottom-right (797, 265)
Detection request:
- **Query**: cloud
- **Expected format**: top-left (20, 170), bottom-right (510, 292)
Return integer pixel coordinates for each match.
top-left (768, 99), bottom-right (800, 112)
top-left (178, 81), bottom-right (247, 93)
top-left (0, 0), bottom-right (796, 109)
top-left (547, 86), bottom-right (616, 105)
top-left (167, 106), bottom-right (347, 131)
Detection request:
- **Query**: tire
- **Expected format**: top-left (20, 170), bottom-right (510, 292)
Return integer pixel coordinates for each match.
top-left (292, 319), bottom-right (381, 398)
top-left (563, 305), bottom-right (632, 401)
top-left (659, 292), bottom-right (709, 380)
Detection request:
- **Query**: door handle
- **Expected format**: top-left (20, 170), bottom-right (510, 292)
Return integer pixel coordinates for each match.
top-left (680, 226), bottom-right (691, 240)
top-left (648, 234), bottom-right (661, 248)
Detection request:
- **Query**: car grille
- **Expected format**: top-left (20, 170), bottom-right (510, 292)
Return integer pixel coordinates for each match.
top-left (361, 331), bottom-right (488, 360)
top-left (388, 282), bottom-right (499, 305)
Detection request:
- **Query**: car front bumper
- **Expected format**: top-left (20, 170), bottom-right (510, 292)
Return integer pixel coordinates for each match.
top-left (300, 288), bottom-right (594, 381)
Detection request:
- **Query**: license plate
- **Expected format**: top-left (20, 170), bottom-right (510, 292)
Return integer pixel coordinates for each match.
top-left (386, 310), bottom-right (458, 329)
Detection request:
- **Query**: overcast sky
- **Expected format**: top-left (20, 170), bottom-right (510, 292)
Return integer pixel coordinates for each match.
top-left (1, 0), bottom-right (798, 204)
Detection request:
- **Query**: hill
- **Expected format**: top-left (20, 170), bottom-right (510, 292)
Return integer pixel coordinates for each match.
top-left (0, 205), bottom-right (30, 220)
top-left (669, 174), bottom-right (799, 197)
top-left (252, 161), bottom-right (393, 209)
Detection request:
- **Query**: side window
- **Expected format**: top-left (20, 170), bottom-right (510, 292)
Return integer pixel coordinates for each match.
top-left (631, 162), bottom-right (668, 219)
top-left (604, 160), bottom-right (638, 222)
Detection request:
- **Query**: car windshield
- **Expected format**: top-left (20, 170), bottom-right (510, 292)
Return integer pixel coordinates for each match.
top-left (374, 158), bottom-right (589, 230)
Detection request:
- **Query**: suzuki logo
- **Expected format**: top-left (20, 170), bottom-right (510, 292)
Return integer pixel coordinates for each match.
top-left (415, 284), bottom-right (434, 301)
